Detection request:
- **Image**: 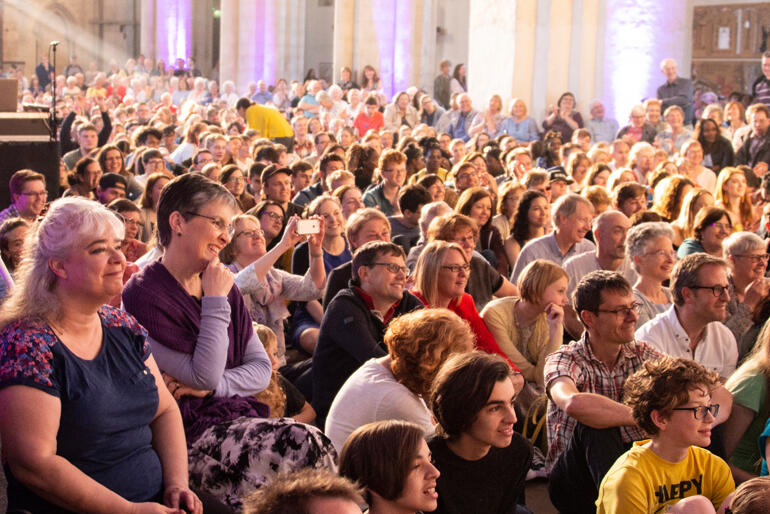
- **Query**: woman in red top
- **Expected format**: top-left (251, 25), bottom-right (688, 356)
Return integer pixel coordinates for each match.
top-left (411, 240), bottom-right (523, 391)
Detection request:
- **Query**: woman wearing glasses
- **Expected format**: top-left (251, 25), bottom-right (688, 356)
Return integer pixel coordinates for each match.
top-left (722, 232), bottom-right (770, 343)
top-left (123, 174), bottom-right (336, 510)
top-left (220, 164), bottom-right (256, 213)
top-left (411, 240), bottom-right (523, 386)
top-left (626, 222), bottom-right (677, 328)
top-left (228, 214), bottom-right (326, 364)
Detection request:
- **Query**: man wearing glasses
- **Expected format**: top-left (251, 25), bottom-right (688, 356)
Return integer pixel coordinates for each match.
top-left (0, 169), bottom-right (48, 224)
top-left (544, 270), bottom-right (734, 513)
top-left (636, 253), bottom-right (739, 381)
top-left (312, 241), bottom-right (423, 427)
top-left (596, 356), bottom-right (734, 513)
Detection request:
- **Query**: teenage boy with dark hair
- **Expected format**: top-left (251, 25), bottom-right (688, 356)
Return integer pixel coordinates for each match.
top-left (596, 356), bottom-right (735, 513)
top-left (428, 351), bottom-right (533, 514)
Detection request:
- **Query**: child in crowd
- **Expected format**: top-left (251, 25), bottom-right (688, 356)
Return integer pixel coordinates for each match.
top-left (254, 324), bottom-right (315, 424)
top-left (596, 356), bottom-right (735, 513)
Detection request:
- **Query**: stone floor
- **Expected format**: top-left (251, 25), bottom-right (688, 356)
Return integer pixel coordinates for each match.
top-left (526, 478), bottom-right (558, 513)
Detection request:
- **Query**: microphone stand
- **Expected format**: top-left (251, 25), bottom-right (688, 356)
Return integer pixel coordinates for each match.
top-left (49, 42), bottom-right (59, 142)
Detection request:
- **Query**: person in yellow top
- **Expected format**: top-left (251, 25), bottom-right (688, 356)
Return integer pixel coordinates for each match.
top-left (596, 356), bottom-right (735, 514)
top-left (235, 97), bottom-right (294, 151)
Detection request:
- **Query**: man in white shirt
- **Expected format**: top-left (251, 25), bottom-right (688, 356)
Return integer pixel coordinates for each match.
top-left (636, 253), bottom-right (738, 380)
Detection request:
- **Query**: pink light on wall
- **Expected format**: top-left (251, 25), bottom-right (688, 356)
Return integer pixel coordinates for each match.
top-left (602, 0), bottom-right (687, 123)
top-left (156, 0), bottom-right (192, 65)
top-left (371, 0), bottom-right (412, 99)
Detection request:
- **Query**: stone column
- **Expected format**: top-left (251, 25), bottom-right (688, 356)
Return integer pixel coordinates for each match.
top-left (333, 0), bottom-right (438, 100)
top-left (219, 0), bottom-right (306, 93)
top-left (140, 0), bottom-right (193, 67)
top-left (467, 0), bottom-right (517, 110)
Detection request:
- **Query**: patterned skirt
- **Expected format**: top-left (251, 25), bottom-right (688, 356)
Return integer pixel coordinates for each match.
top-left (188, 416), bottom-right (338, 510)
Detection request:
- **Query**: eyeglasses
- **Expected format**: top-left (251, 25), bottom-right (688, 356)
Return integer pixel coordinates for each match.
top-left (453, 235), bottom-right (476, 245)
top-left (734, 254), bottom-right (770, 264)
top-left (20, 191), bottom-right (47, 199)
top-left (227, 176), bottom-right (245, 184)
top-left (236, 229), bottom-right (264, 240)
top-left (643, 249), bottom-right (676, 259)
top-left (689, 284), bottom-right (730, 297)
top-left (370, 262), bottom-right (409, 275)
top-left (261, 211), bottom-right (283, 222)
top-left (671, 404), bottom-right (719, 420)
top-left (186, 211), bottom-right (234, 237)
top-left (442, 263), bottom-right (471, 274)
top-left (119, 215), bottom-right (141, 227)
top-left (595, 303), bottom-right (642, 317)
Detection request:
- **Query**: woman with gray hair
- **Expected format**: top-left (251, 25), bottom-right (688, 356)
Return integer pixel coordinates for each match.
top-left (0, 197), bottom-right (204, 513)
top-left (723, 231), bottom-right (770, 342)
top-left (626, 221), bottom-right (676, 327)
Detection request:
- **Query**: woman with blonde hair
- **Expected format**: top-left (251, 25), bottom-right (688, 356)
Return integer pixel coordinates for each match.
top-left (253, 324), bottom-right (315, 424)
top-left (411, 240), bottom-right (523, 386)
top-left (500, 97), bottom-right (540, 142)
top-left (650, 175), bottom-right (694, 222)
top-left (469, 94), bottom-right (505, 138)
top-left (481, 259), bottom-right (567, 400)
top-left (325, 308), bottom-right (474, 451)
top-left (715, 166), bottom-right (756, 232)
top-left (671, 188), bottom-right (714, 246)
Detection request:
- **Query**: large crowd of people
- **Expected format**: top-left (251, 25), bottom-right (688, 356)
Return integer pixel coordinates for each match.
top-left (1, 49), bottom-right (770, 513)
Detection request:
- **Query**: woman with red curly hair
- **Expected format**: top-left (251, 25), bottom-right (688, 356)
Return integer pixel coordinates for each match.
top-left (324, 308), bottom-right (473, 451)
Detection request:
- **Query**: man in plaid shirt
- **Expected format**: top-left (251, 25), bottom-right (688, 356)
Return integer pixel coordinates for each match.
top-left (543, 270), bottom-right (733, 514)
top-left (544, 271), bottom-right (660, 513)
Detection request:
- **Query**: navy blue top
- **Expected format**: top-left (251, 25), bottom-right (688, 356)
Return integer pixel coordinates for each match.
top-left (0, 306), bottom-right (163, 513)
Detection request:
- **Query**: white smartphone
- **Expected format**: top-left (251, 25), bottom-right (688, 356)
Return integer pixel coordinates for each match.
top-left (296, 219), bottom-right (321, 235)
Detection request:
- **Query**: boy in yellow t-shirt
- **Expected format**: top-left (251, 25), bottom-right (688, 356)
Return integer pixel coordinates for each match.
top-left (596, 356), bottom-right (735, 513)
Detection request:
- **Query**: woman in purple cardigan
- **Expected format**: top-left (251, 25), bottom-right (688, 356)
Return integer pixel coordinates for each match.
top-left (123, 173), bottom-right (336, 510)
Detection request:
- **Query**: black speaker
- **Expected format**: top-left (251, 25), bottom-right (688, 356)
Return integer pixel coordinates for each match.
top-left (0, 141), bottom-right (60, 208)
